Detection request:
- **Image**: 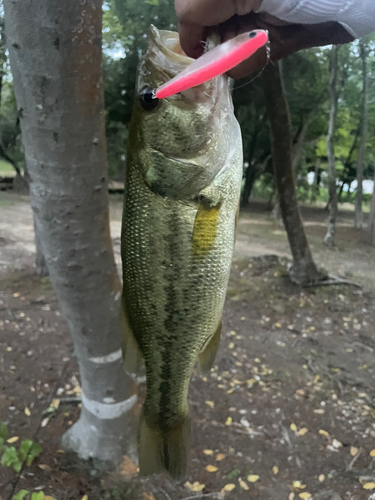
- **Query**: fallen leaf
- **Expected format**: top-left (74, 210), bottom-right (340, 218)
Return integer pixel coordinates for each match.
top-left (290, 423), bottom-right (298, 432)
top-left (38, 464), bottom-right (52, 471)
top-left (203, 449), bottom-right (213, 455)
top-left (24, 407), bottom-right (31, 417)
top-left (299, 493), bottom-right (311, 500)
top-left (81, 496), bottom-right (88, 500)
top-left (206, 465), bottom-right (218, 472)
top-left (272, 466), bottom-right (279, 475)
top-left (332, 439), bottom-right (342, 449)
top-left (274, 322), bottom-right (282, 328)
top-left (41, 417), bottom-right (50, 428)
top-left (363, 483), bottom-right (375, 490)
top-left (143, 494), bottom-right (157, 500)
top-left (13, 293), bottom-right (20, 297)
top-left (314, 409), bottom-right (325, 414)
top-left (7, 436), bottom-right (19, 443)
top-left (319, 474), bottom-right (325, 482)
top-left (56, 449), bottom-right (65, 453)
top-left (298, 428), bottom-right (308, 436)
top-left (293, 481), bottom-right (302, 489)
top-left (370, 449), bottom-right (375, 457)
top-left (185, 481), bottom-right (205, 492)
top-left (350, 446), bottom-right (359, 456)
top-left (239, 479), bottom-right (249, 490)
top-left (121, 455), bottom-right (139, 476)
top-left (51, 398), bottom-right (60, 409)
top-left (225, 417), bottom-right (232, 426)
top-left (289, 494), bottom-right (295, 500)
top-left (205, 401), bottom-right (214, 408)
top-left (247, 475), bottom-right (259, 483)
top-left (221, 484), bottom-right (236, 493)
top-left (216, 454), bottom-right (226, 461)
top-left (319, 429), bottom-right (330, 438)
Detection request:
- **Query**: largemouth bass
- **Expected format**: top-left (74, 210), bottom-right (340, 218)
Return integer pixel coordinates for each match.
top-left (121, 25), bottom-right (243, 478)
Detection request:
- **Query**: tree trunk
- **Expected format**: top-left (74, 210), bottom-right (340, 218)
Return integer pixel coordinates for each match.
top-left (354, 41), bottom-right (368, 229)
top-left (241, 129), bottom-right (259, 207)
top-left (310, 159), bottom-right (320, 202)
top-left (291, 110), bottom-right (314, 170)
top-left (33, 215), bottom-right (49, 277)
top-left (324, 46), bottom-right (340, 247)
top-left (262, 62), bottom-right (322, 285)
top-left (367, 173), bottom-right (375, 245)
top-left (4, 0), bottom-right (137, 465)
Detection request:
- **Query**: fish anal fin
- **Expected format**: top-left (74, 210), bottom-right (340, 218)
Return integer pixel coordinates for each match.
top-left (198, 321), bottom-right (221, 374)
top-left (120, 304), bottom-right (143, 377)
top-left (139, 411), bottom-right (189, 479)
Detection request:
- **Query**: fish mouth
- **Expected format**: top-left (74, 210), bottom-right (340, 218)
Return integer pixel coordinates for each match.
top-left (138, 25), bottom-right (195, 90)
top-left (148, 24), bottom-right (193, 68)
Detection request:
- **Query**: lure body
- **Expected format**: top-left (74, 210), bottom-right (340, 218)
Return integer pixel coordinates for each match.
top-left (155, 29), bottom-right (268, 99)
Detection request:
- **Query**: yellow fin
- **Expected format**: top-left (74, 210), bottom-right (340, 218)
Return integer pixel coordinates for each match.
top-left (120, 303), bottom-right (143, 377)
top-left (139, 411), bottom-right (190, 479)
top-left (198, 322), bottom-right (221, 374)
top-left (192, 203), bottom-right (220, 257)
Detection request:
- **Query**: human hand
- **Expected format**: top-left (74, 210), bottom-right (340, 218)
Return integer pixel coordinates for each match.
top-left (175, 0), bottom-right (354, 79)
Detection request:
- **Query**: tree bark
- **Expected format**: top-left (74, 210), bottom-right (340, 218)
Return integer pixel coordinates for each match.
top-left (324, 46), bottom-right (340, 247)
top-left (241, 130), bottom-right (259, 207)
top-left (354, 41), bottom-right (368, 229)
top-left (33, 215), bottom-right (49, 277)
top-left (310, 159), bottom-right (320, 202)
top-left (291, 110), bottom-right (315, 170)
top-left (4, 0), bottom-right (137, 465)
top-left (367, 172), bottom-right (375, 245)
top-left (262, 62), bottom-right (322, 285)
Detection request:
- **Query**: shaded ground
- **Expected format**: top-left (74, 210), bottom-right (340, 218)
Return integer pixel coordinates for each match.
top-left (1, 194), bottom-right (375, 500)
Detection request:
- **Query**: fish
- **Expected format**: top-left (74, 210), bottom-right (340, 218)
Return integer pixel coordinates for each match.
top-left (120, 24), bottom-right (243, 478)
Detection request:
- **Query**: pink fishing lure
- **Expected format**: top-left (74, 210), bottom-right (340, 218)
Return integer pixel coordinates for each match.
top-left (155, 29), bottom-right (269, 99)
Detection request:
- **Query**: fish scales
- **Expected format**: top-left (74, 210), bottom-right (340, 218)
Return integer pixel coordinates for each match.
top-left (121, 25), bottom-right (243, 478)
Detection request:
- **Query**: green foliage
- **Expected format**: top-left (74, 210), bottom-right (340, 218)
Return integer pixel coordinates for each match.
top-left (0, 423), bottom-right (42, 473)
top-left (12, 492), bottom-right (57, 500)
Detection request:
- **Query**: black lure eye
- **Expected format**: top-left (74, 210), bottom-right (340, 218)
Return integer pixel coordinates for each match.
top-left (139, 88), bottom-right (159, 111)
top-left (249, 31), bottom-right (257, 39)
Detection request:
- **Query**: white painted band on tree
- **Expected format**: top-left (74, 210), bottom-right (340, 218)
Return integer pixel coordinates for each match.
top-left (89, 348), bottom-right (122, 364)
top-left (81, 392), bottom-right (137, 419)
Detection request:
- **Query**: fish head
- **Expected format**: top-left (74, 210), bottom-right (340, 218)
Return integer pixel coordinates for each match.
top-left (129, 25), bottom-right (237, 198)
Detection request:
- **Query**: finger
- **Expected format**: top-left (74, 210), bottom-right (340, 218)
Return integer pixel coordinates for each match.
top-left (176, 0), bottom-right (262, 58)
top-left (178, 20), bottom-right (207, 58)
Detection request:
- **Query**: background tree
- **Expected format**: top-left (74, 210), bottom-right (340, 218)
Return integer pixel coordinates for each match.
top-left (324, 46), bottom-right (340, 247)
top-left (261, 62), bottom-right (323, 285)
top-left (354, 41), bottom-right (369, 228)
top-left (4, 0), bottom-right (137, 464)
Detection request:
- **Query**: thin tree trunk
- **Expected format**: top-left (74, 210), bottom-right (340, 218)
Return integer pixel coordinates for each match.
top-left (4, 0), bottom-right (137, 464)
top-left (354, 41), bottom-right (368, 229)
top-left (367, 173), bottom-right (375, 245)
top-left (262, 62), bottom-right (322, 285)
top-left (310, 159), bottom-right (320, 202)
top-left (292, 110), bottom-right (314, 170)
top-left (241, 130), bottom-right (258, 207)
top-left (324, 46), bottom-right (340, 247)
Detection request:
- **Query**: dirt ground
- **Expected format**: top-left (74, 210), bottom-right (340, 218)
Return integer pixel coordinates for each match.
top-left (1, 193), bottom-right (375, 500)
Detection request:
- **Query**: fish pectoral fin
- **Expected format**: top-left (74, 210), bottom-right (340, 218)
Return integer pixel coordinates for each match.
top-left (197, 321), bottom-right (222, 374)
top-left (120, 304), bottom-right (144, 377)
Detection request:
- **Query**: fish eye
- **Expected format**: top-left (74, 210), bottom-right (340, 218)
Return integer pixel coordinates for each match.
top-left (139, 88), bottom-right (159, 111)
top-left (249, 32), bottom-right (257, 38)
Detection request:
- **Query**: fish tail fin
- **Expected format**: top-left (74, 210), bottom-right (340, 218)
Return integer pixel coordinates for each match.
top-left (197, 321), bottom-right (221, 374)
top-left (139, 411), bottom-right (190, 479)
top-left (120, 304), bottom-right (143, 377)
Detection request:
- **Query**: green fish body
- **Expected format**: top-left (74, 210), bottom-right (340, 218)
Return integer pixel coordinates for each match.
top-left (121, 25), bottom-right (243, 478)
